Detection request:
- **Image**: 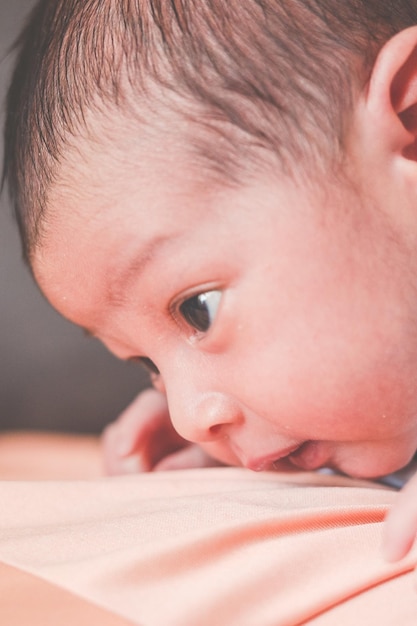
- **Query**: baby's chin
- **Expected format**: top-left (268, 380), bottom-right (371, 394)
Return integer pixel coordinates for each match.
top-left (330, 456), bottom-right (416, 481)
top-left (275, 445), bottom-right (416, 481)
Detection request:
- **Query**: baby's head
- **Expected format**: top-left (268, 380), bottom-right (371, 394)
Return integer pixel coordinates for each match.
top-left (5, 0), bottom-right (417, 477)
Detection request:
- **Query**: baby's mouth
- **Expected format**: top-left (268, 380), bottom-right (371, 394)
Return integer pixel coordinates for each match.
top-left (244, 441), bottom-right (330, 472)
top-left (246, 443), bottom-right (303, 471)
top-left (284, 440), bottom-right (329, 471)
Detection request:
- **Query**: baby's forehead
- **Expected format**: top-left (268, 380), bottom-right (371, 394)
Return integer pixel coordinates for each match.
top-left (52, 98), bottom-right (283, 219)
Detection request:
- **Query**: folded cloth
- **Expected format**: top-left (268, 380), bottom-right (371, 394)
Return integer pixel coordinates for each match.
top-left (0, 433), bottom-right (416, 625)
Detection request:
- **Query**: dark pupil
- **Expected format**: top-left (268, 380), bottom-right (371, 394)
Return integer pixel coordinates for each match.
top-left (180, 294), bottom-right (210, 332)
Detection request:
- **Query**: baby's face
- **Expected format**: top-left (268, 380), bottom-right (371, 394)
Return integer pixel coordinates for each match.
top-left (33, 120), bottom-right (417, 479)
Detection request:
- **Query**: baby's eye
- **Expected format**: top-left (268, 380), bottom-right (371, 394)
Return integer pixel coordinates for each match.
top-left (179, 290), bottom-right (221, 333)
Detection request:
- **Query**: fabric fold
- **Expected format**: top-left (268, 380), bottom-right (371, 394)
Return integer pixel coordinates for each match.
top-left (0, 467), bottom-right (416, 625)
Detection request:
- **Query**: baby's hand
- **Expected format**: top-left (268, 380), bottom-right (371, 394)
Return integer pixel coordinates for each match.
top-left (101, 388), bottom-right (220, 474)
top-left (383, 470), bottom-right (417, 562)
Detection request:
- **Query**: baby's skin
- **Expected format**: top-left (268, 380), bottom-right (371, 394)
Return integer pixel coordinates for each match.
top-left (102, 388), bottom-right (417, 564)
top-left (102, 388), bottom-right (217, 474)
top-left (33, 26), bottom-right (417, 575)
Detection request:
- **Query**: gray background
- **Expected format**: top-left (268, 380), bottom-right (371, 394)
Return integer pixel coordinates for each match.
top-left (0, 1), bottom-right (148, 433)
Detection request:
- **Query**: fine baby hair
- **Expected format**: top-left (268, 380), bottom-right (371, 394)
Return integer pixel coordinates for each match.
top-left (4, 0), bottom-right (417, 260)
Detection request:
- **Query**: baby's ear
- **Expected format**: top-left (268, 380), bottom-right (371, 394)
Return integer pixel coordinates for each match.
top-left (363, 26), bottom-right (417, 161)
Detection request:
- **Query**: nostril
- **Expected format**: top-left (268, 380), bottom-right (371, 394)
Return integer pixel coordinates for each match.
top-left (209, 424), bottom-right (223, 437)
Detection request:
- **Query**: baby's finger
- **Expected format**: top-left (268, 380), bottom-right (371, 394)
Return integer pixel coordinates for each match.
top-left (383, 473), bottom-right (417, 561)
top-left (110, 388), bottom-right (170, 458)
top-left (101, 421), bottom-right (152, 474)
top-left (101, 388), bottom-right (192, 474)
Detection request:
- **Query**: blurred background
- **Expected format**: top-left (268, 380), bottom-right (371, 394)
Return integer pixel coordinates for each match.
top-left (0, 1), bottom-right (148, 433)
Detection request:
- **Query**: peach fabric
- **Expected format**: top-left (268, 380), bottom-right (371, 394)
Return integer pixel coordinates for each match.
top-left (0, 432), bottom-right (417, 625)
top-left (0, 562), bottom-right (136, 626)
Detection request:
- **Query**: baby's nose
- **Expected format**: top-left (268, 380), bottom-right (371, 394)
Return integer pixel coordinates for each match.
top-left (169, 390), bottom-right (244, 444)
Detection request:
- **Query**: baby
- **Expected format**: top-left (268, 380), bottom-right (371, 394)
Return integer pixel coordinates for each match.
top-left (4, 0), bottom-right (417, 564)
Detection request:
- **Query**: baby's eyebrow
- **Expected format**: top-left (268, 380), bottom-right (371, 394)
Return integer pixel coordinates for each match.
top-left (106, 234), bottom-right (178, 307)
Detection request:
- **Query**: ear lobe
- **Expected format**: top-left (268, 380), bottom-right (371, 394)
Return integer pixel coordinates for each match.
top-left (366, 26), bottom-right (417, 160)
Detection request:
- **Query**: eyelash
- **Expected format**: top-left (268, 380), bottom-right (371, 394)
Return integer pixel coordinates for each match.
top-left (133, 356), bottom-right (160, 376)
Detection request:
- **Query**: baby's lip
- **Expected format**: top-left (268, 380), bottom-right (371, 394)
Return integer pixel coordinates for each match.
top-left (286, 440), bottom-right (330, 471)
top-left (245, 443), bottom-right (304, 472)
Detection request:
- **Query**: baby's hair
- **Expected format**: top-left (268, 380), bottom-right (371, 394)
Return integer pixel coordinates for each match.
top-left (3, 0), bottom-right (417, 260)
